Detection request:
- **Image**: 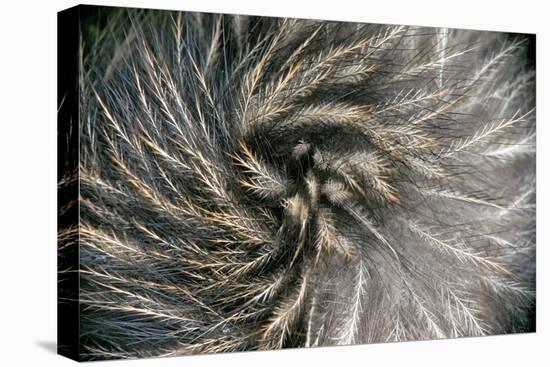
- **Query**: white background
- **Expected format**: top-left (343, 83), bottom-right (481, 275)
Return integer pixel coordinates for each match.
top-left (0, 0), bottom-right (548, 365)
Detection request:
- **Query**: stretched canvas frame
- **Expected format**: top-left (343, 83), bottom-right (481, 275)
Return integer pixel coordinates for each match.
top-left (58, 4), bottom-right (536, 361)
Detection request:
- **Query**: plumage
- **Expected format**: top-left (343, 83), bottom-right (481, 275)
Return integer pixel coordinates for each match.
top-left (58, 6), bottom-right (536, 360)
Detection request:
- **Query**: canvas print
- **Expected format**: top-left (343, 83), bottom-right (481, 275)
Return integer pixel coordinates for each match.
top-left (57, 5), bottom-right (536, 361)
